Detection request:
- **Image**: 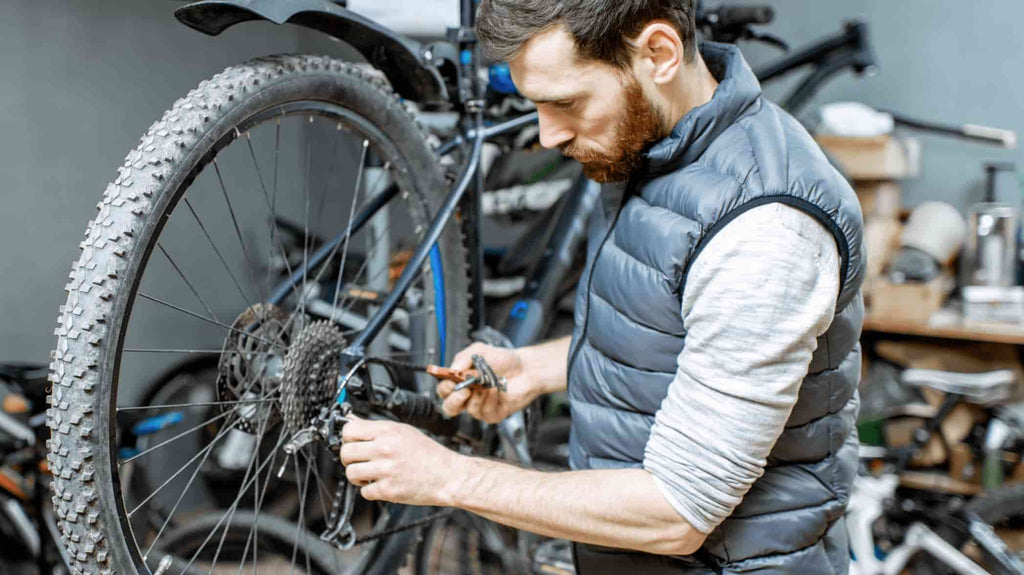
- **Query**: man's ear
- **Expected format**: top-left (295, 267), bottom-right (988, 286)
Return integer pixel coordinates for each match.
top-left (632, 21), bottom-right (684, 86)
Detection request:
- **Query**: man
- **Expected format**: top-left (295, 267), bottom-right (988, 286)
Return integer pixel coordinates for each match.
top-left (338, 0), bottom-right (865, 572)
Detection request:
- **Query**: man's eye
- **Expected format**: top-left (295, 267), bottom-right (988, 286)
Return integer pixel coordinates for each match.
top-left (554, 100), bottom-right (576, 111)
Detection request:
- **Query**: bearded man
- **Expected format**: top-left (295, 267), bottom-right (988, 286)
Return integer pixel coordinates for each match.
top-left (337, 1), bottom-right (865, 573)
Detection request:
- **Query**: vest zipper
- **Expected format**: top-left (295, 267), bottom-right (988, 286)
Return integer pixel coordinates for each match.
top-left (566, 176), bottom-right (638, 385)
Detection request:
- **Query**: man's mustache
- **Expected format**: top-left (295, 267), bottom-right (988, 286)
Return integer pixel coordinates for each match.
top-left (560, 142), bottom-right (614, 164)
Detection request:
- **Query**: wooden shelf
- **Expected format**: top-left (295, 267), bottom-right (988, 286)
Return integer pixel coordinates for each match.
top-left (864, 310), bottom-right (1024, 345)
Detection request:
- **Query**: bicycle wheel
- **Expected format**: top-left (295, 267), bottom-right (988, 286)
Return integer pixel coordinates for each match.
top-left (47, 54), bottom-right (471, 574)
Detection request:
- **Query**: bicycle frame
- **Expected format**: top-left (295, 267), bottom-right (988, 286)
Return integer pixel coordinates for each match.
top-left (755, 20), bottom-right (877, 115)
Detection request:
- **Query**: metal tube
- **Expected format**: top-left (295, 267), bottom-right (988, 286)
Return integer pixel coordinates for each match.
top-left (344, 112), bottom-right (486, 357)
top-left (267, 182), bottom-right (398, 305)
top-left (437, 112), bottom-right (539, 157)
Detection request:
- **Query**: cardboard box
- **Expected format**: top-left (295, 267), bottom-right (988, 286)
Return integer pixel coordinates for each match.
top-left (867, 273), bottom-right (955, 323)
top-left (863, 216), bottom-right (902, 279)
top-left (856, 181), bottom-right (902, 217)
top-left (816, 135), bottom-right (921, 180)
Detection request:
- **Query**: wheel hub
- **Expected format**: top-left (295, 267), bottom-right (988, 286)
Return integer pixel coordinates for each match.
top-left (216, 304), bottom-right (294, 433)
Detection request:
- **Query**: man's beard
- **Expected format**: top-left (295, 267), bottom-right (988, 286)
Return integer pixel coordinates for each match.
top-left (560, 77), bottom-right (666, 183)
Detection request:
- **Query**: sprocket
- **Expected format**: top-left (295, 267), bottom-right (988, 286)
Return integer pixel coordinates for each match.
top-left (281, 320), bottom-right (348, 434)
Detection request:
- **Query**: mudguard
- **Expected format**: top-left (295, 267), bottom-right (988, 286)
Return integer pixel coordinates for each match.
top-left (175, 0), bottom-right (449, 104)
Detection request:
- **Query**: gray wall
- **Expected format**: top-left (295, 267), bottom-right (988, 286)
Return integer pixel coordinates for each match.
top-left (738, 0), bottom-right (1023, 210)
top-left (0, 1), bottom-right (308, 364)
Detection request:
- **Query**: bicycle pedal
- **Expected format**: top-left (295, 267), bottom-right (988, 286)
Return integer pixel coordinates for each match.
top-left (532, 539), bottom-right (575, 575)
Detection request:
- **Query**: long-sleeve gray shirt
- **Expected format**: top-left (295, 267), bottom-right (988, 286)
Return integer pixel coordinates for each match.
top-left (642, 202), bottom-right (840, 534)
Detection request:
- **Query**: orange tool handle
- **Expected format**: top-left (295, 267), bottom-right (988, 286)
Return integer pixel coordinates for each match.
top-left (424, 365), bottom-right (478, 383)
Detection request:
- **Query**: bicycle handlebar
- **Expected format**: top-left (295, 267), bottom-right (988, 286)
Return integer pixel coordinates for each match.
top-left (707, 5), bottom-right (775, 28)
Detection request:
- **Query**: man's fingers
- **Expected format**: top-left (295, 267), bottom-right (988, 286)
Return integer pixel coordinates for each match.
top-left (344, 461), bottom-right (383, 486)
top-left (465, 388), bottom-right (485, 418)
top-left (339, 440), bottom-right (376, 466)
top-left (360, 480), bottom-right (385, 501)
top-left (450, 342), bottom-right (489, 371)
top-left (442, 388), bottom-right (472, 417)
top-left (449, 349), bottom-right (475, 372)
top-left (341, 418), bottom-right (380, 443)
top-left (436, 379), bottom-right (454, 399)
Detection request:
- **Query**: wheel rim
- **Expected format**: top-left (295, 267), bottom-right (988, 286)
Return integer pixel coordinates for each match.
top-left (107, 100), bottom-right (447, 574)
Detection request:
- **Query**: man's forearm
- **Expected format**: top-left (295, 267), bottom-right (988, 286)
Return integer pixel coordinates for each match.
top-left (517, 335), bottom-right (571, 394)
top-left (442, 454), bottom-right (706, 556)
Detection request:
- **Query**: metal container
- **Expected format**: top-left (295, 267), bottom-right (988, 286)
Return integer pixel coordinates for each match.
top-left (966, 203), bottom-right (1018, 286)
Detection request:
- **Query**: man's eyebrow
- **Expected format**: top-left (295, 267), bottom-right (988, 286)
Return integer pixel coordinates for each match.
top-left (522, 91), bottom-right (582, 104)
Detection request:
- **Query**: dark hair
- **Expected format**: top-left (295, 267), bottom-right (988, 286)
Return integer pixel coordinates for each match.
top-left (476, 0), bottom-right (697, 69)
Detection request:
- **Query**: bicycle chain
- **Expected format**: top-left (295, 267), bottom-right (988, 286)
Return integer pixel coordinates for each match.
top-left (321, 468), bottom-right (456, 549)
top-left (321, 353), bottom-right (506, 550)
top-left (320, 354), bottom-right (496, 549)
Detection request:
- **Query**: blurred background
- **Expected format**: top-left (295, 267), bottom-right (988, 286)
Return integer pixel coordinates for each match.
top-left (1, 0), bottom-right (1021, 363)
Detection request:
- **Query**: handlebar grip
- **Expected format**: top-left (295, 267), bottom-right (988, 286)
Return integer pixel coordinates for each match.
top-left (386, 387), bottom-right (461, 437)
top-left (718, 5), bottom-right (775, 26)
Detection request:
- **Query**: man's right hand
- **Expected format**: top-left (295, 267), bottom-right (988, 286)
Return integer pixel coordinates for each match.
top-left (437, 342), bottom-right (540, 424)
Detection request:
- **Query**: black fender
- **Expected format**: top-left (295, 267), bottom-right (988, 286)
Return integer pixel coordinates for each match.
top-left (175, 0), bottom-right (449, 105)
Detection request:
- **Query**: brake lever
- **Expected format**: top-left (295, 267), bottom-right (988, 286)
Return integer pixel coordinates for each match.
top-left (748, 30), bottom-right (789, 52)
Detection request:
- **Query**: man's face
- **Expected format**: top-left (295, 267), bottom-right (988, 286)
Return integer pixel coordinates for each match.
top-left (509, 26), bottom-right (667, 183)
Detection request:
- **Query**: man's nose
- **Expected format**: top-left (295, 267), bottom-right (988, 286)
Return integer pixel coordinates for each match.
top-left (537, 112), bottom-right (574, 149)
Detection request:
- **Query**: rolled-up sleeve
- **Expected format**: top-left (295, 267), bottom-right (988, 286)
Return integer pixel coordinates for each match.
top-left (642, 202), bottom-right (840, 534)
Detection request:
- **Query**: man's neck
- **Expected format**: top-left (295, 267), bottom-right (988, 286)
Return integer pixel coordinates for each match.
top-left (664, 55), bottom-right (720, 132)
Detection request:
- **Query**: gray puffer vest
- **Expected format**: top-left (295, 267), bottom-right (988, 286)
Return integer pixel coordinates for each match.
top-left (567, 42), bottom-right (865, 574)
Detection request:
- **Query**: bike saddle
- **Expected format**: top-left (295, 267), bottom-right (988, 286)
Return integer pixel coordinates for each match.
top-left (901, 368), bottom-right (1017, 406)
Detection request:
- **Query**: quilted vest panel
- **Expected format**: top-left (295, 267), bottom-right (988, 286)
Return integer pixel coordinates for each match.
top-left (566, 42), bottom-right (865, 573)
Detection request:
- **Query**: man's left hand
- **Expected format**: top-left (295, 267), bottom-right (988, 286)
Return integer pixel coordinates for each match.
top-left (339, 417), bottom-right (460, 507)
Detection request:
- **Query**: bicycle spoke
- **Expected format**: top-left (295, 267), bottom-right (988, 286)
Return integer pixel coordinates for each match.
top-left (288, 454), bottom-right (313, 575)
top-left (176, 435), bottom-right (286, 574)
top-left (157, 243), bottom-right (223, 325)
top-left (137, 293), bottom-right (281, 349)
top-left (180, 404), bottom-right (284, 574)
top-left (206, 384), bottom-right (276, 574)
top-left (330, 223), bottom-right (392, 314)
top-left (143, 417), bottom-right (243, 561)
top-left (303, 162), bottom-right (394, 294)
top-left (335, 259), bottom-right (431, 323)
top-left (119, 407), bottom-right (235, 467)
top-left (248, 121), bottom-right (281, 322)
top-left (273, 160), bottom-right (396, 337)
top-left (117, 397), bottom-right (277, 413)
top-left (243, 129), bottom-right (307, 319)
top-left (330, 140), bottom-right (370, 312)
top-left (212, 158), bottom-right (264, 306)
top-left (299, 140), bottom-right (313, 321)
top-left (297, 449), bottom-right (344, 575)
top-left (128, 417), bottom-right (242, 518)
top-left (182, 198), bottom-right (257, 314)
top-left (138, 362), bottom-right (270, 558)
top-left (315, 123), bottom-right (345, 224)
top-left (236, 421), bottom-right (288, 575)
top-left (241, 132), bottom-right (275, 268)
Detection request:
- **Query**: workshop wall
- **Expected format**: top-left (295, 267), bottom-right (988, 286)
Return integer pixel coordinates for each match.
top-left (0, 1), bottom-right (302, 377)
top-left (738, 0), bottom-right (1023, 212)
top-left (2, 0), bottom-right (1022, 374)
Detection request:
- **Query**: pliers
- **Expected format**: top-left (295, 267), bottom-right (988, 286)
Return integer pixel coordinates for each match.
top-left (426, 354), bottom-right (507, 393)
